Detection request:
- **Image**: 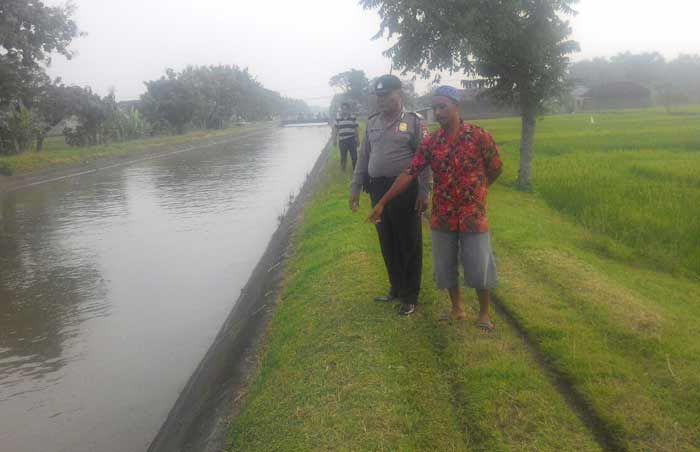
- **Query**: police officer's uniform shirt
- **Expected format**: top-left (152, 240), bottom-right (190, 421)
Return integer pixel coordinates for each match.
top-left (350, 111), bottom-right (431, 197)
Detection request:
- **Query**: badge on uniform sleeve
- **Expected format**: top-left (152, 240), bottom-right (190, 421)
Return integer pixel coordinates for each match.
top-left (399, 122), bottom-right (408, 132)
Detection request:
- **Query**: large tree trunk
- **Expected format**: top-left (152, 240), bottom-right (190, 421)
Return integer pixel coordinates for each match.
top-left (517, 111), bottom-right (537, 190)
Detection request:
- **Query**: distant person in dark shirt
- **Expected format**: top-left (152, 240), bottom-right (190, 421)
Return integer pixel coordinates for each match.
top-left (334, 102), bottom-right (359, 171)
top-left (367, 86), bottom-right (502, 330)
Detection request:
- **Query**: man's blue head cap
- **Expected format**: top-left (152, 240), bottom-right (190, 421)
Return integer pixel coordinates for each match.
top-left (433, 85), bottom-right (461, 105)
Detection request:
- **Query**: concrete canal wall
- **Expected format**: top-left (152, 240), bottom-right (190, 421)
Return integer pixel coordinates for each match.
top-left (147, 136), bottom-right (333, 452)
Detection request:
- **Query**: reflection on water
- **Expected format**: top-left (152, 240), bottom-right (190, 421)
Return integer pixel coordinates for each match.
top-left (0, 125), bottom-right (330, 452)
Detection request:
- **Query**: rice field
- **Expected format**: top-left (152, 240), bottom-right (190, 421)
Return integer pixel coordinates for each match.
top-left (474, 107), bottom-right (700, 279)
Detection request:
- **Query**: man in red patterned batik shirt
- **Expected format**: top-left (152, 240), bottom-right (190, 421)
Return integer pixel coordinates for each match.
top-left (367, 86), bottom-right (502, 331)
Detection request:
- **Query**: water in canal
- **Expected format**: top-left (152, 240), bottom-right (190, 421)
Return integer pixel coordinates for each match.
top-left (0, 125), bottom-right (331, 452)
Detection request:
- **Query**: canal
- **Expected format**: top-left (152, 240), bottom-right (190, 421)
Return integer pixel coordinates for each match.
top-left (0, 125), bottom-right (331, 452)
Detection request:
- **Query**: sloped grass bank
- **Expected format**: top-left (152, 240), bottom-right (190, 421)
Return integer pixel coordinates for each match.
top-left (227, 154), bottom-right (600, 451)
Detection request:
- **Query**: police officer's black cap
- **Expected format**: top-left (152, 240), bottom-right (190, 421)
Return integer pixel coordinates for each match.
top-left (373, 74), bottom-right (402, 96)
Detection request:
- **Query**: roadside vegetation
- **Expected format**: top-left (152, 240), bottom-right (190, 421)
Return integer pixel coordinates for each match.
top-left (228, 107), bottom-right (700, 451)
top-left (0, 123), bottom-right (266, 176)
top-left (1, 3), bottom-right (309, 158)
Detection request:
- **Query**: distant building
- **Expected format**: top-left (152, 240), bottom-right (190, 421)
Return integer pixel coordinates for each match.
top-left (571, 85), bottom-right (591, 112)
top-left (47, 116), bottom-right (79, 137)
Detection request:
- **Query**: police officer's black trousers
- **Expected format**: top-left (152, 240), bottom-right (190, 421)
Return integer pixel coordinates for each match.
top-left (368, 177), bottom-right (422, 304)
top-left (339, 137), bottom-right (358, 171)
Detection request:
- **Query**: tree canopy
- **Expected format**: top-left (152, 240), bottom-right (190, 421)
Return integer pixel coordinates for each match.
top-left (360, 0), bottom-right (579, 189)
top-left (570, 52), bottom-right (700, 109)
top-left (1, 4), bottom-right (310, 154)
top-left (0, 0), bottom-right (81, 104)
top-left (141, 65), bottom-right (310, 134)
top-left (329, 69), bottom-right (370, 113)
top-left (0, 0), bottom-right (81, 153)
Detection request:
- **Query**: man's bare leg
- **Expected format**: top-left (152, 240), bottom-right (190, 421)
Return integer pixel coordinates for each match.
top-left (448, 286), bottom-right (467, 319)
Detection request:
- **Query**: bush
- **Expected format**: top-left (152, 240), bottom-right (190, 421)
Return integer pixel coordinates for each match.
top-left (0, 104), bottom-right (37, 155)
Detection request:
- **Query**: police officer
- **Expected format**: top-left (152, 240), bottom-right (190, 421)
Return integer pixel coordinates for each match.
top-left (349, 74), bottom-right (431, 316)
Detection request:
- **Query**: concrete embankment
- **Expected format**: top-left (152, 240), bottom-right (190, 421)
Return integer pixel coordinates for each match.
top-left (146, 137), bottom-right (333, 452)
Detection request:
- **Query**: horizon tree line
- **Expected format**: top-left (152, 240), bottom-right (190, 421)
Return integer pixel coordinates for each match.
top-left (0, 2), bottom-right (310, 155)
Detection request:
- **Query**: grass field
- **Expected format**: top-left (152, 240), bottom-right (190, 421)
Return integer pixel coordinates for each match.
top-left (228, 107), bottom-right (700, 451)
top-left (0, 124), bottom-right (266, 176)
top-left (482, 107), bottom-right (700, 279)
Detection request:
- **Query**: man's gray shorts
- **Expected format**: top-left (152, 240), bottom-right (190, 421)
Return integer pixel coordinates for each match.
top-left (431, 229), bottom-right (498, 290)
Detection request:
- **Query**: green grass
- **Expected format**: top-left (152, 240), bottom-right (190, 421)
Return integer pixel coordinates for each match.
top-left (0, 124), bottom-right (266, 176)
top-left (471, 108), bottom-right (700, 279)
top-left (227, 141), bottom-right (601, 451)
top-left (228, 107), bottom-right (700, 451)
top-left (475, 108), bottom-right (700, 450)
top-left (490, 189), bottom-right (700, 451)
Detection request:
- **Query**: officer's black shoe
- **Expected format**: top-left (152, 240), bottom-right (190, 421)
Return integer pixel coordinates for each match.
top-left (398, 303), bottom-right (416, 316)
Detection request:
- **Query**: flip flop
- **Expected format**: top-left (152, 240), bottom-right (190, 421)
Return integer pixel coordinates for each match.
top-left (475, 321), bottom-right (495, 332)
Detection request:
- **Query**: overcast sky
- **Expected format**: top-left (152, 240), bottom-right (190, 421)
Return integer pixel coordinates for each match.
top-left (46, 0), bottom-right (700, 106)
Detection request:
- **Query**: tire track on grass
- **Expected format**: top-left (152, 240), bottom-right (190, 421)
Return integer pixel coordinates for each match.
top-left (490, 292), bottom-right (626, 451)
top-left (414, 312), bottom-right (502, 450)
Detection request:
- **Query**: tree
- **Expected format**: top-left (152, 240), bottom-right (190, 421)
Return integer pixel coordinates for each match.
top-left (31, 79), bottom-right (73, 150)
top-left (0, 103), bottom-right (35, 154)
top-left (360, 0), bottom-right (579, 189)
top-left (61, 86), bottom-right (109, 146)
top-left (0, 0), bottom-right (80, 153)
top-left (571, 53), bottom-right (667, 89)
top-left (193, 65), bottom-right (242, 128)
top-left (142, 65), bottom-right (310, 130)
top-left (0, 66), bottom-right (53, 153)
top-left (665, 54), bottom-right (700, 107)
top-left (329, 69), bottom-right (370, 113)
top-left (141, 69), bottom-right (199, 134)
top-left (610, 52), bottom-right (666, 88)
top-left (570, 52), bottom-right (700, 112)
top-left (0, 0), bottom-right (81, 104)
